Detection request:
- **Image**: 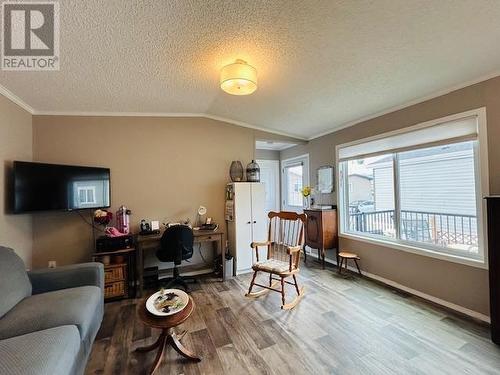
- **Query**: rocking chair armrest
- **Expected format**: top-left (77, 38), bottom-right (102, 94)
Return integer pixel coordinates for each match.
top-left (286, 245), bottom-right (302, 255)
top-left (250, 241), bottom-right (271, 249)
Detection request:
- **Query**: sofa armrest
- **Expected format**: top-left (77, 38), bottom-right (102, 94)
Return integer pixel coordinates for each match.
top-left (28, 262), bottom-right (104, 295)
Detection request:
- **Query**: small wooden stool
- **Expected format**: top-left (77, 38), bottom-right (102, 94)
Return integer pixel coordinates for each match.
top-left (135, 296), bottom-right (201, 374)
top-left (338, 252), bottom-right (362, 276)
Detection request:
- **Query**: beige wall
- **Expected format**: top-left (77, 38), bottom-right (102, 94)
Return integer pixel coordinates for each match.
top-left (32, 116), bottom-right (299, 268)
top-left (255, 149), bottom-right (280, 160)
top-left (282, 76), bottom-right (500, 316)
top-left (0, 95), bottom-right (33, 267)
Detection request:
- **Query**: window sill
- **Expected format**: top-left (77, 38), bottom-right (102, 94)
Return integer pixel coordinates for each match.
top-left (339, 232), bottom-right (487, 270)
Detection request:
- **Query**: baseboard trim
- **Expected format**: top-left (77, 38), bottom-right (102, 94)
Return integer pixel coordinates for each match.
top-left (360, 269), bottom-right (490, 324)
top-left (305, 249), bottom-right (490, 323)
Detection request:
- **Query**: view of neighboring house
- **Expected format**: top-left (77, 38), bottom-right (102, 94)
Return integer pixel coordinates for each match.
top-left (371, 143), bottom-right (476, 215)
top-left (348, 174), bottom-right (373, 203)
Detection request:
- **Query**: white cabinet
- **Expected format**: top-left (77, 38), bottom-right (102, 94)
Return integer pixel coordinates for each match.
top-left (250, 183), bottom-right (267, 261)
top-left (226, 182), bottom-right (267, 275)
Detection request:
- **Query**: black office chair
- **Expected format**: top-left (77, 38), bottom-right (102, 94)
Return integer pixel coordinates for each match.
top-left (156, 225), bottom-right (196, 291)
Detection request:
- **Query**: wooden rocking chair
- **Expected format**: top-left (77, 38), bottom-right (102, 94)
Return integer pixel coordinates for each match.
top-left (245, 211), bottom-right (307, 310)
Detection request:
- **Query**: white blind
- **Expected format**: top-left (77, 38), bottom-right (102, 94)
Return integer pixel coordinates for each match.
top-left (338, 116), bottom-right (478, 162)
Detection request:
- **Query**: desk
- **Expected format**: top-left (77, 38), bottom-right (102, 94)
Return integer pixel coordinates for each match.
top-left (135, 229), bottom-right (225, 297)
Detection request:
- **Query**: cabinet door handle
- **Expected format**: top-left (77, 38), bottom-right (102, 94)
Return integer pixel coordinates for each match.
top-left (247, 221), bottom-right (251, 224)
top-left (253, 221), bottom-right (257, 224)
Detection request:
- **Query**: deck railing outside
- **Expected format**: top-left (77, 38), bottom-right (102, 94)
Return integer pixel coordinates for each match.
top-left (348, 209), bottom-right (478, 250)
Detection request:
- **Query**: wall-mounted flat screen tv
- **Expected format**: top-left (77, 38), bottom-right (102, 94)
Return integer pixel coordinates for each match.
top-left (12, 161), bottom-right (111, 213)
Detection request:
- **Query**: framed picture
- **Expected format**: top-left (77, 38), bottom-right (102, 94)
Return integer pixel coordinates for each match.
top-left (317, 165), bottom-right (334, 193)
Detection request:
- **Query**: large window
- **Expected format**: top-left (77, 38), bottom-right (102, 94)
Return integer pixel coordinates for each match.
top-left (338, 110), bottom-right (487, 264)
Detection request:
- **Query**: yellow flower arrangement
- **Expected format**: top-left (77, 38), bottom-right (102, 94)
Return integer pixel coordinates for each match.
top-left (301, 186), bottom-right (312, 197)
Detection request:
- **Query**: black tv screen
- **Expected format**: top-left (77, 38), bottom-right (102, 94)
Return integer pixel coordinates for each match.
top-left (13, 161), bottom-right (111, 213)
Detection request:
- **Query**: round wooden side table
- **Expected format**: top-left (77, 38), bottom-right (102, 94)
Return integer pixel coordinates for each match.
top-left (135, 296), bottom-right (201, 374)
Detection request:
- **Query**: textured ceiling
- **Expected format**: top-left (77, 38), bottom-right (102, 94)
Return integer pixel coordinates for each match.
top-left (1, 0), bottom-right (500, 139)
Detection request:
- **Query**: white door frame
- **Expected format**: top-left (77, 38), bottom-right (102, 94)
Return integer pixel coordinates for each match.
top-left (281, 154), bottom-right (310, 212)
top-left (256, 159), bottom-right (280, 213)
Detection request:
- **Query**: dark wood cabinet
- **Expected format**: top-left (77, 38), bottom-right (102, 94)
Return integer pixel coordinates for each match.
top-left (303, 208), bottom-right (339, 269)
top-left (485, 197), bottom-right (500, 344)
top-left (92, 247), bottom-right (136, 301)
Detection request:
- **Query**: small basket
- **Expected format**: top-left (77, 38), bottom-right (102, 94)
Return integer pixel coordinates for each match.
top-left (104, 281), bottom-right (126, 299)
top-left (104, 264), bottom-right (126, 283)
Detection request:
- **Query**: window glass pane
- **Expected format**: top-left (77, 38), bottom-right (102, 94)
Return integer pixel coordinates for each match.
top-left (87, 189), bottom-right (95, 203)
top-left (347, 154), bottom-right (395, 238)
top-left (398, 141), bottom-right (478, 255)
top-left (285, 165), bottom-right (303, 206)
top-left (79, 189), bottom-right (86, 203)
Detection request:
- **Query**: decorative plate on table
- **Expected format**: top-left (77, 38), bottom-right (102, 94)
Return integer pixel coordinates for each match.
top-left (146, 288), bottom-right (189, 317)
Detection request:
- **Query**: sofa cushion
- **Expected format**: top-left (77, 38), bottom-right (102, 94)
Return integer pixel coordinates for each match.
top-left (0, 325), bottom-right (80, 375)
top-left (0, 285), bottom-right (102, 353)
top-left (0, 247), bottom-right (32, 319)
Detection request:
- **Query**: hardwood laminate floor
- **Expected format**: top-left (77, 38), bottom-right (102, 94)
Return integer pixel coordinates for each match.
top-left (86, 262), bottom-right (500, 374)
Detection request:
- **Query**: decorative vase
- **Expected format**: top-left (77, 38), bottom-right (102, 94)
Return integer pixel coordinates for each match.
top-left (304, 196), bottom-right (311, 209)
top-left (230, 161), bottom-right (244, 182)
top-left (246, 160), bottom-right (260, 182)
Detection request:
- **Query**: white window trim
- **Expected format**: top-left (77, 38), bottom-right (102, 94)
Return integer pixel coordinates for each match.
top-left (281, 154), bottom-right (310, 211)
top-left (77, 186), bottom-right (97, 205)
top-left (336, 107), bottom-right (489, 269)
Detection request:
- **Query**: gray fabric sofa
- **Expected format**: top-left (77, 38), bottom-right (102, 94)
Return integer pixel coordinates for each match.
top-left (0, 246), bottom-right (104, 375)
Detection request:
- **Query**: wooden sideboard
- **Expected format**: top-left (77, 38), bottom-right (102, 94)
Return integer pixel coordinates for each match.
top-left (303, 208), bottom-right (339, 269)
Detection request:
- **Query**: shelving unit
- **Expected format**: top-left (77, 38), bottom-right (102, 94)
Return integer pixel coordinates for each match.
top-left (92, 247), bottom-right (136, 301)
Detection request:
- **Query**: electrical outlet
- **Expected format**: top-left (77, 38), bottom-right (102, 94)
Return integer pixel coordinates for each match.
top-left (48, 260), bottom-right (57, 268)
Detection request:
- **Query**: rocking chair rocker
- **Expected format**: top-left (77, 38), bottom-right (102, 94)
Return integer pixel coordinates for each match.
top-left (245, 211), bottom-right (307, 310)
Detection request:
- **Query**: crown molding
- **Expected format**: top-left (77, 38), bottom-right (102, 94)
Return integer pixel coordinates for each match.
top-left (2, 69), bottom-right (500, 142)
top-left (0, 83), bottom-right (34, 114)
top-left (0, 82), bottom-right (307, 140)
top-left (33, 110), bottom-right (203, 117)
top-left (32, 110), bottom-right (307, 140)
top-left (308, 69), bottom-right (500, 140)
top-left (202, 113), bottom-right (307, 140)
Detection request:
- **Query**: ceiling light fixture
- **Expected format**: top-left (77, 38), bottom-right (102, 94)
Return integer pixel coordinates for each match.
top-left (220, 59), bottom-right (257, 95)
